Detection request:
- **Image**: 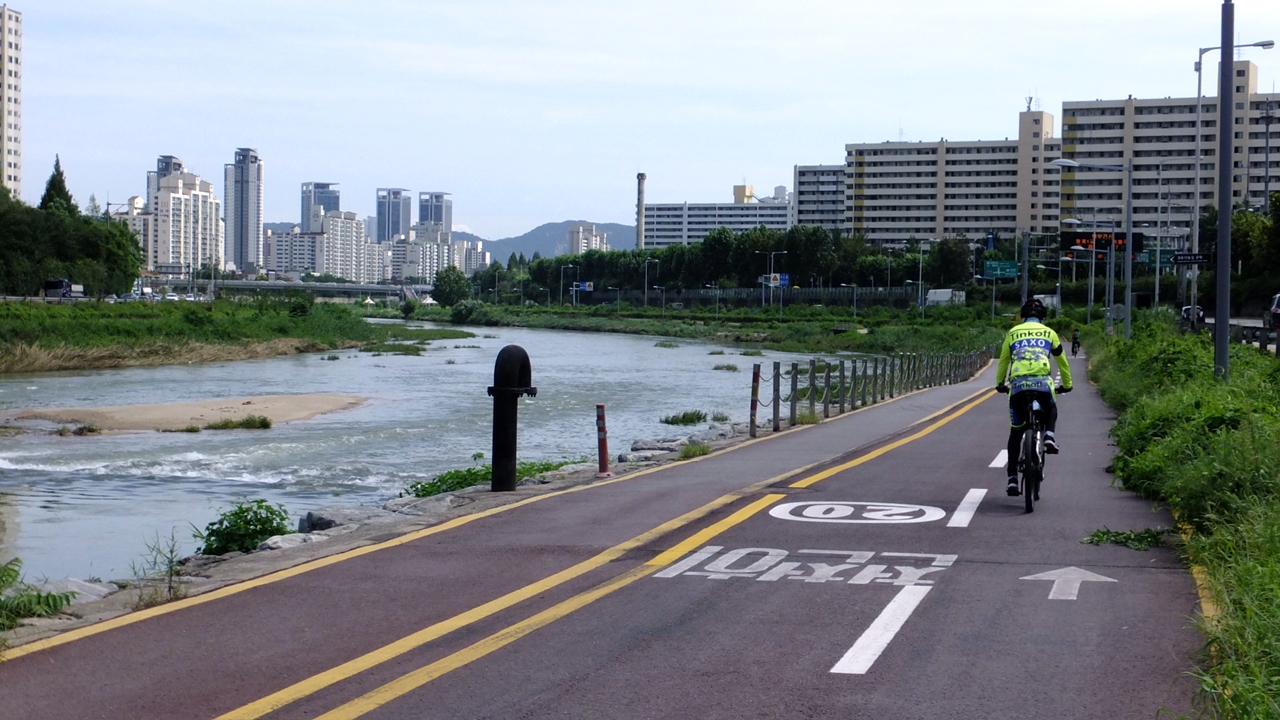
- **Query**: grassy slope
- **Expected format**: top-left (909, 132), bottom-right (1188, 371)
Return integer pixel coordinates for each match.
top-left (1086, 316), bottom-right (1280, 718)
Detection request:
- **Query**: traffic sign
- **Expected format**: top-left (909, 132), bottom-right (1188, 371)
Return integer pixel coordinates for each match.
top-left (778, 273), bottom-right (790, 288)
top-left (1172, 253), bottom-right (1210, 265)
top-left (984, 261), bottom-right (1019, 279)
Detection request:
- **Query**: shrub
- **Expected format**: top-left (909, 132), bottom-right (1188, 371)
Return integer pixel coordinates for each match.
top-left (0, 558), bottom-right (76, 633)
top-left (679, 442), bottom-right (711, 460)
top-left (708, 350), bottom-right (726, 355)
top-left (711, 411), bottom-right (730, 422)
top-left (205, 415), bottom-right (272, 430)
top-left (406, 457), bottom-right (578, 498)
top-left (740, 349), bottom-right (764, 357)
top-left (360, 342), bottom-right (422, 356)
top-left (713, 363), bottom-right (739, 372)
top-left (796, 410), bottom-right (822, 425)
top-left (660, 410), bottom-right (707, 425)
top-left (193, 499), bottom-right (291, 555)
top-left (655, 341), bottom-right (678, 349)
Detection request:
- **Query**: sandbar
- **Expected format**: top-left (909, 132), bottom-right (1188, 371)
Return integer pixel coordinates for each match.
top-left (10, 394), bottom-right (368, 431)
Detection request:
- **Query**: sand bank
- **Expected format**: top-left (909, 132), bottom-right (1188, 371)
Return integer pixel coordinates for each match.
top-left (11, 393), bottom-right (367, 431)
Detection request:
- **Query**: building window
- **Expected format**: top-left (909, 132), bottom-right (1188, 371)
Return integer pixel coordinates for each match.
top-left (1033, 131), bottom-right (1041, 138)
top-left (1237, 69), bottom-right (1246, 77)
top-left (1236, 85), bottom-right (1245, 93)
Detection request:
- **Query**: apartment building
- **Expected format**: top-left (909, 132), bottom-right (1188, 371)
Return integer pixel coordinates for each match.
top-left (133, 168), bottom-right (224, 274)
top-left (264, 211), bottom-right (387, 284)
top-left (1, 6), bottom-right (21, 199)
top-left (792, 165), bottom-right (843, 232)
top-left (376, 188), bottom-right (412, 243)
top-left (1059, 60), bottom-right (1280, 245)
top-left (642, 184), bottom-right (791, 248)
top-left (300, 182), bottom-right (339, 233)
top-left (844, 110), bottom-right (1061, 244)
top-left (225, 148), bottom-right (265, 274)
top-left (569, 223), bottom-right (609, 254)
top-left (418, 192), bottom-right (452, 233)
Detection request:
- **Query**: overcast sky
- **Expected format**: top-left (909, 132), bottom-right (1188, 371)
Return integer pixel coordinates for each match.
top-left (21, 0), bottom-right (1280, 239)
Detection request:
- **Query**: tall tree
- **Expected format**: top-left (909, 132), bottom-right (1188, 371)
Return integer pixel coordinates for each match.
top-left (39, 155), bottom-right (77, 215)
top-left (430, 266), bottom-right (472, 306)
top-left (83, 194), bottom-right (102, 218)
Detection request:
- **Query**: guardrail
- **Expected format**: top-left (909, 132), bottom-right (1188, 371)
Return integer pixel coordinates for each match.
top-left (747, 345), bottom-right (997, 437)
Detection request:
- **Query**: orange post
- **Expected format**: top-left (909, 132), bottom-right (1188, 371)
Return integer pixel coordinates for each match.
top-left (595, 404), bottom-right (614, 478)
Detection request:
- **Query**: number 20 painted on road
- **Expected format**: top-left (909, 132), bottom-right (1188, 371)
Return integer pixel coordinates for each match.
top-left (769, 501), bottom-right (947, 524)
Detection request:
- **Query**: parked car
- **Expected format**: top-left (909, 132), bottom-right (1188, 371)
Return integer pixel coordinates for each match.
top-left (164, 292), bottom-right (180, 302)
top-left (183, 294), bottom-right (196, 302)
top-left (1264, 293), bottom-right (1280, 330)
top-left (119, 293), bottom-right (138, 302)
top-left (1181, 305), bottom-right (1205, 324)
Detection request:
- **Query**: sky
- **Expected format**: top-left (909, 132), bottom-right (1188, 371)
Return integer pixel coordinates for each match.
top-left (19, 0), bottom-right (1280, 239)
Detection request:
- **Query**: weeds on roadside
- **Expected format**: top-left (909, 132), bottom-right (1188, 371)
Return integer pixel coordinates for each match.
top-left (130, 529), bottom-right (188, 609)
top-left (405, 453), bottom-right (579, 498)
top-left (1082, 527), bottom-right (1173, 551)
top-left (679, 442), bottom-right (711, 460)
top-left (193, 499), bottom-right (291, 555)
top-left (795, 410), bottom-right (821, 425)
top-left (0, 558), bottom-right (75, 637)
top-left (660, 410), bottom-right (707, 426)
top-left (711, 411), bottom-right (730, 422)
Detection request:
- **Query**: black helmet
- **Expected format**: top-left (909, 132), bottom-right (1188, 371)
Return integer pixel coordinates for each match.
top-left (1020, 298), bottom-right (1047, 320)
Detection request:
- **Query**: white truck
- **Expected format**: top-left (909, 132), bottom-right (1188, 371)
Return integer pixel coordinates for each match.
top-left (926, 289), bottom-right (966, 306)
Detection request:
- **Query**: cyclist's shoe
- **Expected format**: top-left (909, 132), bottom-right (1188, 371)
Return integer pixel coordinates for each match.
top-left (1044, 433), bottom-right (1060, 455)
top-left (1006, 476), bottom-right (1021, 496)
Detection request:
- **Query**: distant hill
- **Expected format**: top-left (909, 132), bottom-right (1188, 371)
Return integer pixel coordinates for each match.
top-left (481, 221), bottom-right (635, 260)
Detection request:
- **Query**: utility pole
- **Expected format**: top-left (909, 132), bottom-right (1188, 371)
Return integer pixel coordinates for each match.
top-left (1215, 0), bottom-right (1235, 380)
top-left (1020, 231), bottom-right (1030, 304)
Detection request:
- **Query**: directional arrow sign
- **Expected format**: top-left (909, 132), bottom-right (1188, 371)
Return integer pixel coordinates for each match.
top-left (1020, 566), bottom-right (1117, 600)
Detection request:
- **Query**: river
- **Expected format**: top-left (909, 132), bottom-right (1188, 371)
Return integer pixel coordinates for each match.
top-left (0, 323), bottom-right (827, 581)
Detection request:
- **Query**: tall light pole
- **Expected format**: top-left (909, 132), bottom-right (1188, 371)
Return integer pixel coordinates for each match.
top-left (906, 280), bottom-right (924, 319)
top-left (704, 284), bottom-right (719, 319)
top-left (1192, 37), bottom-right (1273, 333)
top-left (840, 283), bottom-right (857, 318)
top-left (607, 286), bottom-right (620, 317)
top-left (1053, 159), bottom-right (1134, 338)
top-left (1036, 264), bottom-right (1062, 318)
top-left (559, 264), bottom-right (576, 306)
top-left (643, 258), bottom-right (659, 308)
top-left (771, 250), bottom-right (788, 319)
top-left (653, 285), bottom-right (665, 318)
top-left (975, 275), bottom-right (996, 321)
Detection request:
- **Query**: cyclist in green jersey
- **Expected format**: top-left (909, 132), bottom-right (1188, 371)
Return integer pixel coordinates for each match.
top-left (996, 298), bottom-right (1073, 496)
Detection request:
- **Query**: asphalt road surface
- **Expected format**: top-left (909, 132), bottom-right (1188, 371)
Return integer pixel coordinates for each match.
top-left (1, 355), bottom-right (1202, 719)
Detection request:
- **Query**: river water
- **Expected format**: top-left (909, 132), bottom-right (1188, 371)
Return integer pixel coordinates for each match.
top-left (0, 323), bottom-right (827, 581)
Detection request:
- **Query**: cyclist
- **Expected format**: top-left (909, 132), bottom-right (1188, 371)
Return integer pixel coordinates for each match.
top-left (1070, 330), bottom-right (1081, 357)
top-left (996, 298), bottom-right (1073, 496)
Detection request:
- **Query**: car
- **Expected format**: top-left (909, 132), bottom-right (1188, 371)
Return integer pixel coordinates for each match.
top-left (1181, 305), bottom-right (1205, 324)
top-left (119, 293), bottom-right (138, 302)
top-left (164, 292), bottom-right (180, 302)
top-left (183, 294), bottom-right (196, 302)
top-left (1264, 293), bottom-right (1280, 330)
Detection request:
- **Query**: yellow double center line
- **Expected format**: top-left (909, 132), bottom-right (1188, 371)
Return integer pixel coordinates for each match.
top-left (218, 388), bottom-right (995, 720)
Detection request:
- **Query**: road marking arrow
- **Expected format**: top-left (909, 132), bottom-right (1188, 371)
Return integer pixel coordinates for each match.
top-left (1020, 566), bottom-right (1117, 600)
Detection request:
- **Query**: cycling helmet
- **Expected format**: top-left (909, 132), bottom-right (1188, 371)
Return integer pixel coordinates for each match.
top-left (1020, 298), bottom-right (1047, 320)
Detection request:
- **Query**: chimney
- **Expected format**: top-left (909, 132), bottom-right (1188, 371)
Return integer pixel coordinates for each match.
top-left (636, 173), bottom-right (647, 250)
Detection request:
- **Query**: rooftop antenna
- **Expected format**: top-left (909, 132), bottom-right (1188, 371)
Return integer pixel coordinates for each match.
top-left (897, 118), bottom-right (904, 142)
top-left (1025, 95), bottom-right (1033, 112)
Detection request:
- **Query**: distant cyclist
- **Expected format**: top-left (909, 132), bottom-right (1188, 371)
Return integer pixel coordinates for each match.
top-left (996, 299), bottom-right (1073, 496)
top-left (1070, 330), bottom-right (1081, 357)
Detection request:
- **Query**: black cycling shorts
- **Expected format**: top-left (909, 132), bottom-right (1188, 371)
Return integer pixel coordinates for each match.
top-left (1009, 390), bottom-right (1054, 429)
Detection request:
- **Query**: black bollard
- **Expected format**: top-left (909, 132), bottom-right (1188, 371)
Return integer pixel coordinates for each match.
top-left (487, 345), bottom-right (537, 492)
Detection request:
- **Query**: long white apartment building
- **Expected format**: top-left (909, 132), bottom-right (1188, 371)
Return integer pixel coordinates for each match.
top-left (569, 223), bottom-right (609, 254)
top-left (791, 165), bottom-right (843, 232)
top-left (844, 110), bottom-right (1061, 243)
top-left (1, 6), bottom-right (21, 199)
top-left (1060, 60), bottom-right (1279, 245)
top-left (264, 211), bottom-right (387, 284)
top-left (118, 166), bottom-right (224, 274)
top-left (642, 184), bottom-right (791, 247)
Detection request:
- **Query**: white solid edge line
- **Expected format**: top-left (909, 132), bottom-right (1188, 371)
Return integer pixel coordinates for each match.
top-left (988, 449), bottom-right (1007, 468)
top-left (830, 585), bottom-right (932, 675)
top-left (946, 488), bottom-right (987, 528)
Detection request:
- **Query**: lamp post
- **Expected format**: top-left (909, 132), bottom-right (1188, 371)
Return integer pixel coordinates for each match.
top-left (704, 284), bottom-right (719, 319)
top-left (840, 283), bottom-right (857, 318)
top-left (975, 275), bottom-right (996, 321)
top-left (1053, 159), bottom-right (1134, 338)
top-left (607, 286), bottom-right (621, 317)
top-left (559, 264), bottom-right (576, 306)
top-left (643, 258), bottom-right (659, 308)
top-left (1192, 38), bottom-right (1273, 331)
top-left (770, 250), bottom-right (788, 318)
top-left (652, 285), bottom-right (665, 318)
top-left (906, 280), bottom-right (925, 319)
top-left (1036, 264), bottom-right (1062, 318)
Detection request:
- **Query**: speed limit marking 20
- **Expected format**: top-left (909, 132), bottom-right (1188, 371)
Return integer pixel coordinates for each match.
top-left (769, 501), bottom-right (947, 524)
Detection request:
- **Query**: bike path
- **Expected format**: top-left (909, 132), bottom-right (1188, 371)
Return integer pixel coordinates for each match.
top-left (1, 369), bottom-right (998, 719)
top-left (241, 353), bottom-right (1201, 720)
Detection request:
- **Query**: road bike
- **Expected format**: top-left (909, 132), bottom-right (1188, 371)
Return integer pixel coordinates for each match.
top-left (997, 384), bottom-right (1069, 513)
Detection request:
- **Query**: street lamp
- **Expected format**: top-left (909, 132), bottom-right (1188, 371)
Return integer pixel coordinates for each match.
top-left (704, 284), bottom-right (720, 319)
top-left (1053, 158), bottom-right (1134, 338)
top-left (974, 275), bottom-right (997, 321)
top-left (652, 285), bottom-right (665, 318)
top-left (643, 258), bottom-right (659, 308)
top-left (905, 280), bottom-right (925, 319)
top-left (1036, 264), bottom-right (1062, 318)
top-left (607, 286), bottom-right (621, 317)
top-left (1191, 39), bottom-right (1274, 329)
top-left (840, 283), bottom-right (857, 318)
top-left (559, 264), bottom-right (576, 306)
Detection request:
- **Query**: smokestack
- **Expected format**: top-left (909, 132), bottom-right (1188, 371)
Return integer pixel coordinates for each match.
top-left (636, 173), bottom-right (647, 250)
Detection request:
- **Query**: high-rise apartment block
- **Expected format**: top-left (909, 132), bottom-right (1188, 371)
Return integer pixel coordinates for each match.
top-left (0, 6), bottom-right (21, 200)
top-left (225, 148), bottom-right (265, 274)
top-left (263, 211), bottom-right (387, 284)
top-left (569, 223), bottom-right (609, 254)
top-left (121, 157), bottom-right (224, 274)
top-left (642, 185), bottom-right (791, 248)
top-left (300, 182), bottom-right (340, 233)
top-left (418, 192), bottom-right (452, 233)
top-left (376, 188), bottom-right (412, 242)
top-left (791, 165), bottom-right (844, 232)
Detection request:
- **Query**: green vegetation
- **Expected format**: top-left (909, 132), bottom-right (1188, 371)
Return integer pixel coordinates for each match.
top-left (660, 410), bottom-right (707, 426)
top-left (0, 159), bottom-right (143, 297)
top-left (0, 558), bottom-right (76, 635)
top-left (740, 349), bottom-right (764, 357)
top-left (795, 410), bottom-right (822, 425)
top-left (359, 342), bottom-right (422, 356)
top-left (161, 425), bottom-right (202, 434)
top-left (429, 265), bottom-right (472, 307)
top-left (205, 415), bottom-right (272, 430)
top-left (678, 442), bottom-right (711, 460)
top-left (193, 499), bottom-right (291, 556)
top-left (708, 350), bottom-right (726, 355)
top-left (654, 341), bottom-right (678, 348)
top-left (713, 363), bottom-right (738, 372)
top-left (1086, 315), bottom-right (1280, 718)
top-left (1082, 527), bottom-right (1173, 551)
top-left (405, 455), bottom-right (580, 498)
top-left (130, 530), bottom-right (187, 609)
top-left (711, 411), bottom-right (730, 422)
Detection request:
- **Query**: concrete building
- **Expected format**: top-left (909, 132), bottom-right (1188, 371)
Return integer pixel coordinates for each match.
top-left (134, 168), bottom-right (224, 274)
top-left (300, 182), bottom-right (339, 233)
top-left (111, 196), bottom-right (152, 260)
top-left (146, 155), bottom-right (184, 209)
top-left (453, 239), bottom-right (490, 275)
top-left (418, 192), bottom-right (452, 233)
top-left (225, 148), bottom-right (265, 274)
top-left (1059, 60), bottom-right (1280, 246)
top-left (1, 6), bottom-right (21, 200)
top-left (845, 110), bottom-right (1061, 244)
top-left (792, 165), bottom-right (844, 232)
top-left (389, 237), bottom-right (451, 283)
top-left (569, 223), bottom-right (609, 254)
top-left (264, 211), bottom-right (387, 284)
top-left (376, 188), bottom-right (412, 243)
top-left (642, 184), bottom-right (792, 247)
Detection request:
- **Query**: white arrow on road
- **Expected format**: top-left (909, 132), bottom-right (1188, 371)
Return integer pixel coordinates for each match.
top-left (1020, 567), bottom-right (1117, 600)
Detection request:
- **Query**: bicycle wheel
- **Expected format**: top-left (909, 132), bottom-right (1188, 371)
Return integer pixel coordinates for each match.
top-left (1022, 428), bottom-right (1038, 513)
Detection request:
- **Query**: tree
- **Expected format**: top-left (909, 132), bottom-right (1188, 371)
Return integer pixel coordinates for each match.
top-left (430, 266), bottom-right (471, 306)
top-left (39, 155), bottom-right (77, 216)
top-left (83, 194), bottom-right (102, 218)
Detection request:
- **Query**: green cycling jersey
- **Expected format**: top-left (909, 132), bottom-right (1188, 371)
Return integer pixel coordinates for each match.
top-left (996, 319), bottom-right (1073, 394)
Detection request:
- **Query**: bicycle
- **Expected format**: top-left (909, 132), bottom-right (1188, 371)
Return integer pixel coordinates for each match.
top-left (1070, 340), bottom-right (1080, 357)
top-left (997, 384), bottom-right (1070, 513)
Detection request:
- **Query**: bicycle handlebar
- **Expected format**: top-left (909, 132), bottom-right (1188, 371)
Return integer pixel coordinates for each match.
top-left (996, 384), bottom-right (1071, 394)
